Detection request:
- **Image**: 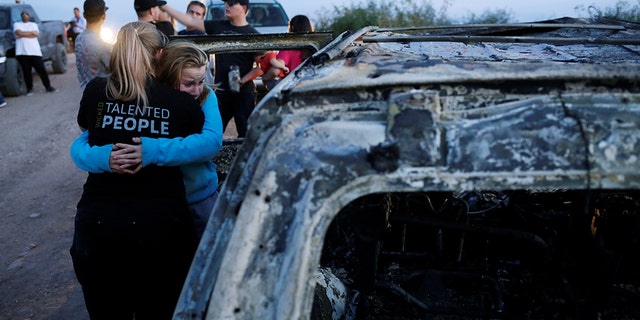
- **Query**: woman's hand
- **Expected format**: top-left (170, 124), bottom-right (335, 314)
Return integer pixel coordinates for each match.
top-left (109, 140), bottom-right (143, 174)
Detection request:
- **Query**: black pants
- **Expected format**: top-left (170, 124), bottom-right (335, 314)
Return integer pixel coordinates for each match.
top-left (216, 89), bottom-right (257, 138)
top-left (70, 200), bottom-right (197, 320)
top-left (68, 29), bottom-right (80, 42)
top-left (16, 55), bottom-right (51, 91)
top-left (68, 30), bottom-right (81, 51)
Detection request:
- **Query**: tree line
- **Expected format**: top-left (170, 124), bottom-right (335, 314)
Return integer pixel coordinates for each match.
top-left (313, 0), bottom-right (640, 36)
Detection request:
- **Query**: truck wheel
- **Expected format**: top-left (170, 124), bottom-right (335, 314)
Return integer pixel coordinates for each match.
top-left (2, 58), bottom-right (26, 96)
top-left (51, 43), bottom-right (68, 74)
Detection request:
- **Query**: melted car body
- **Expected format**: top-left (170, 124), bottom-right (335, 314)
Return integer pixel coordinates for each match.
top-left (176, 18), bottom-right (640, 320)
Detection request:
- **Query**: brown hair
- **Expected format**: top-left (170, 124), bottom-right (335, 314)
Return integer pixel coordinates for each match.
top-left (155, 40), bottom-right (210, 105)
top-left (288, 15), bottom-right (313, 33)
top-left (288, 15), bottom-right (314, 60)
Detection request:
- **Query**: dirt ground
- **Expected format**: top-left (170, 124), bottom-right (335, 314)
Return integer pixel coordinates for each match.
top-left (0, 54), bottom-right (237, 320)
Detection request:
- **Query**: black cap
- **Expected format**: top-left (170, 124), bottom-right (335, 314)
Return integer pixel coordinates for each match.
top-left (83, 0), bottom-right (108, 18)
top-left (134, 0), bottom-right (167, 11)
top-left (222, 0), bottom-right (249, 6)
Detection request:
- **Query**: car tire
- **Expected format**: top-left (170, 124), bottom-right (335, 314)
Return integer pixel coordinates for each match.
top-left (51, 43), bottom-right (67, 74)
top-left (2, 58), bottom-right (26, 97)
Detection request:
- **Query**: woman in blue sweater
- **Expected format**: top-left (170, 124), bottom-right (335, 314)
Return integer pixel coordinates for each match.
top-left (71, 40), bottom-right (223, 239)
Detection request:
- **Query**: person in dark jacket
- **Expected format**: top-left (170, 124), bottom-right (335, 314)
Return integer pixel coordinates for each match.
top-left (71, 22), bottom-right (203, 320)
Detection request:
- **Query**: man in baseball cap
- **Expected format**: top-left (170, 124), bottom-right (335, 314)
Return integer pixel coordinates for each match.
top-left (134, 0), bottom-right (169, 36)
top-left (222, 0), bottom-right (249, 7)
top-left (134, 0), bottom-right (167, 12)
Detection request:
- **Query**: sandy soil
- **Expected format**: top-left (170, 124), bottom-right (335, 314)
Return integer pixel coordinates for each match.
top-left (0, 54), bottom-right (237, 320)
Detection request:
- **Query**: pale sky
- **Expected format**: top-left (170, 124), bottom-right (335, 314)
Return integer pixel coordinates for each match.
top-left (12, 0), bottom-right (620, 39)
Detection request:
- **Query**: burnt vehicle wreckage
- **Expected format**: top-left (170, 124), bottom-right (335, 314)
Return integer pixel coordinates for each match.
top-left (174, 17), bottom-right (640, 319)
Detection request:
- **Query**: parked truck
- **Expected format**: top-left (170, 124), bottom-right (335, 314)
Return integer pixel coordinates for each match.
top-left (0, 3), bottom-right (68, 96)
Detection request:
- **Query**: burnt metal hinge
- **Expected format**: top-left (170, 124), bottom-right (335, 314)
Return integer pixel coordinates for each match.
top-left (171, 32), bottom-right (335, 54)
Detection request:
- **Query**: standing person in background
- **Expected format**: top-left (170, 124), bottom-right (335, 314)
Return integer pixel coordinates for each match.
top-left (161, 0), bottom-right (264, 138)
top-left (70, 22), bottom-right (204, 320)
top-left (13, 11), bottom-right (58, 95)
top-left (177, 1), bottom-right (210, 85)
top-left (156, 9), bottom-right (176, 36)
top-left (75, 0), bottom-right (112, 90)
top-left (68, 7), bottom-right (87, 49)
top-left (178, 1), bottom-right (207, 35)
top-left (134, 0), bottom-right (171, 36)
top-left (261, 15), bottom-right (314, 90)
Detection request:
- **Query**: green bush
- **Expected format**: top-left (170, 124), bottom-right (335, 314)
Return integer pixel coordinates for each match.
top-left (313, 0), bottom-right (640, 38)
top-left (314, 0), bottom-right (515, 36)
top-left (602, 0), bottom-right (640, 21)
top-left (575, 0), bottom-right (640, 22)
top-left (315, 0), bottom-right (452, 35)
top-left (463, 9), bottom-right (514, 24)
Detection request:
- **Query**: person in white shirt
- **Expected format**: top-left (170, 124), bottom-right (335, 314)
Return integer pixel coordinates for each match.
top-left (13, 11), bottom-right (57, 95)
top-left (68, 7), bottom-right (87, 48)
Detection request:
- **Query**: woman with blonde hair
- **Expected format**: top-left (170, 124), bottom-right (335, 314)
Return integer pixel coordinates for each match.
top-left (71, 22), bottom-right (204, 320)
top-left (71, 40), bottom-right (223, 239)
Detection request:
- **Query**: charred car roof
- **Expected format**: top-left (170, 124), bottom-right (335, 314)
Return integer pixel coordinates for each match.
top-left (175, 17), bottom-right (640, 319)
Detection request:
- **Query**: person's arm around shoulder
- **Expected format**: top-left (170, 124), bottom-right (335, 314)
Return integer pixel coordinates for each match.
top-left (134, 86), bottom-right (223, 166)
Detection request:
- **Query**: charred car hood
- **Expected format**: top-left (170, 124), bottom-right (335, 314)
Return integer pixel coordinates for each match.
top-left (175, 17), bottom-right (640, 319)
